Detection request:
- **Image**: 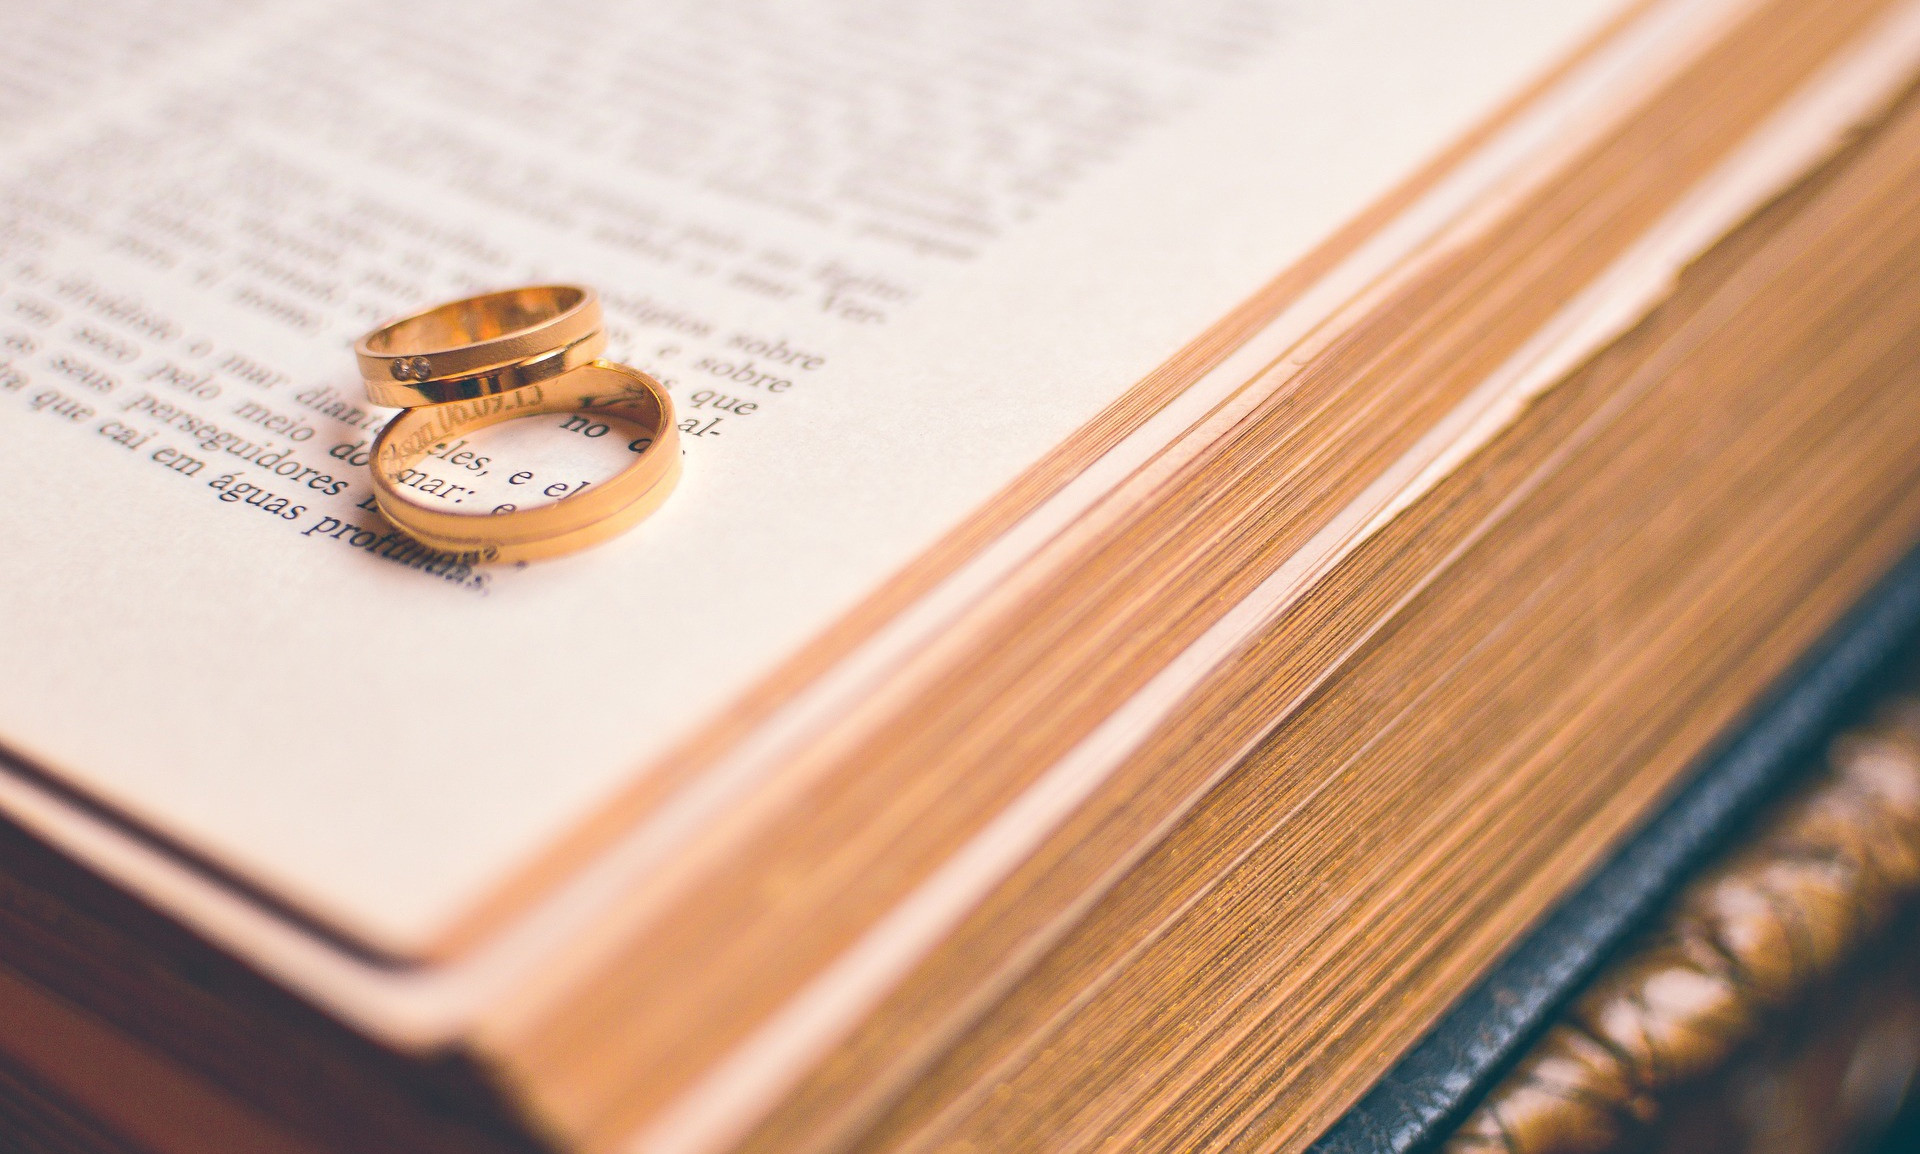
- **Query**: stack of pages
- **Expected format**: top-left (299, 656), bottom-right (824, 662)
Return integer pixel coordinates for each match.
top-left (4, 0), bottom-right (1920, 1151)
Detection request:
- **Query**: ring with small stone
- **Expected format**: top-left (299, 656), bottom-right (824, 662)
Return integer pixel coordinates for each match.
top-left (356, 284), bottom-right (605, 407)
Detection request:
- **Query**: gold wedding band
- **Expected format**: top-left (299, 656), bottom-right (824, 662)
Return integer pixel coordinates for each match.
top-left (370, 361), bottom-right (680, 562)
top-left (357, 285), bottom-right (605, 407)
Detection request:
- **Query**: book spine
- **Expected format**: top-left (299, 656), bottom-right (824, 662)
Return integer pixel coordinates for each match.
top-left (1309, 542), bottom-right (1920, 1154)
top-left (1446, 690), bottom-right (1920, 1153)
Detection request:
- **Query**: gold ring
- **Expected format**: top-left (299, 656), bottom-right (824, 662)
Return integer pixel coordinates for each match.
top-left (356, 285), bottom-right (605, 407)
top-left (370, 362), bottom-right (680, 562)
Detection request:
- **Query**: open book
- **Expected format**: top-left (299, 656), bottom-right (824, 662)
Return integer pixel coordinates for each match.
top-left (5, 0), bottom-right (1920, 1150)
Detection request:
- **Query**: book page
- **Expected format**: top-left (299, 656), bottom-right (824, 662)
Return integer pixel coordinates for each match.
top-left (0, 0), bottom-right (1627, 952)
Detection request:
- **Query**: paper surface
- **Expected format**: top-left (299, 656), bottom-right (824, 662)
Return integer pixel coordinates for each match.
top-left (0, 0), bottom-right (1626, 950)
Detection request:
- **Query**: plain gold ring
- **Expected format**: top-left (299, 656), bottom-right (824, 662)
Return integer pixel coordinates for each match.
top-left (370, 361), bottom-right (680, 562)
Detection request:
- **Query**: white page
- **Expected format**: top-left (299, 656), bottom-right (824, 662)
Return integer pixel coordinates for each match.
top-left (0, 0), bottom-right (1626, 951)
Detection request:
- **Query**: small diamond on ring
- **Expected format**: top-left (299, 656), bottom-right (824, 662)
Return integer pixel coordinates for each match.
top-left (391, 356), bottom-right (433, 381)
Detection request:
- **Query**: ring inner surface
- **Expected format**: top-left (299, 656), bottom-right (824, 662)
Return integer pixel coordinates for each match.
top-left (378, 394), bottom-right (666, 523)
